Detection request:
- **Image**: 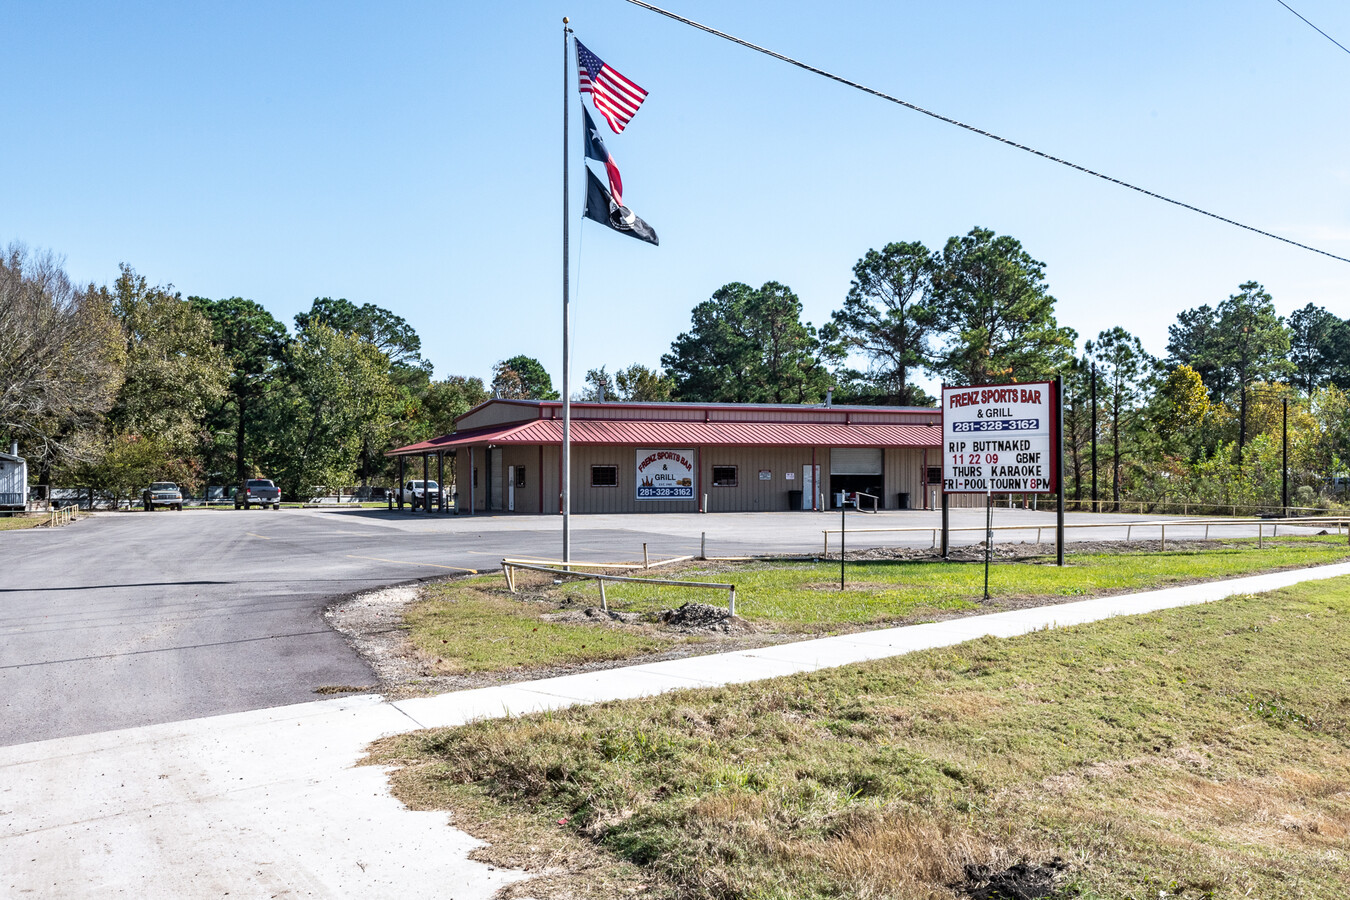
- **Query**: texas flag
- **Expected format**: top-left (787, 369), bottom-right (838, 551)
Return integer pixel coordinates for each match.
top-left (582, 107), bottom-right (623, 206)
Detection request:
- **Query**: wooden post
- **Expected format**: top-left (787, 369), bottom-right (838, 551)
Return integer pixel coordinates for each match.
top-left (643, 543), bottom-right (649, 568)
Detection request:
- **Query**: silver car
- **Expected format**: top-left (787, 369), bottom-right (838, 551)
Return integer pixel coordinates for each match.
top-left (142, 482), bottom-right (183, 511)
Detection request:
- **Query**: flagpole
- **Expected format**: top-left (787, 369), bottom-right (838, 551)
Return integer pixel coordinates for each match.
top-left (561, 17), bottom-right (573, 564)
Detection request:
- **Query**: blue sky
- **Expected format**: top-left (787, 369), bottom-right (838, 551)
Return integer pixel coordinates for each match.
top-left (5, 1), bottom-right (1349, 395)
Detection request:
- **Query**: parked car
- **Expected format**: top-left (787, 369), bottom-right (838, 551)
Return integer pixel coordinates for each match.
top-left (142, 482), bottom-right (183, 511)
top-left (235, 478), bottom-right (281, 510)
top-left (398, 479), bottom-right (440, 509)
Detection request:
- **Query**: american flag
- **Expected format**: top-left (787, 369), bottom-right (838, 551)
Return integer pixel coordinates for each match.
top-left (575, 39), bottom-right (648, 134)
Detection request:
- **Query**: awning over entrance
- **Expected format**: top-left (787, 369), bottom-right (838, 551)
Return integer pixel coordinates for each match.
top-left (389, 419), bottom-right (941, 456)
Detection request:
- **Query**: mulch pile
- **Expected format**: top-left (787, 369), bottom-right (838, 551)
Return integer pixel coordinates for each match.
top-left (958, 858), bottom-right (1071, 900)
top-left (658, 601), bottom-right (753, 634)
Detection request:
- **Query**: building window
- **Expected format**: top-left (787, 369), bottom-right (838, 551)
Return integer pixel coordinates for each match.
top-left (515, 467), bottom-right (526, 487)
top-left (712, 465), bottom-right (738, 487)
top-left (591, 465), bottom-right (618, 487)
top-left (926, 466), bottom-right (942, 485)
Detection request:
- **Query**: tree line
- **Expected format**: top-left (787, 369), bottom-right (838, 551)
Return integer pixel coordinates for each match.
top-left (4, 228), bottom-right (1349, 508)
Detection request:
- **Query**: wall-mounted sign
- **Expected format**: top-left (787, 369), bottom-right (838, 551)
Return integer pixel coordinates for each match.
top-left (758, 469), bottom-right (772, 480)
top-left (942, 382), bottom-right (1057, 493)
top-left (785, 471), bottom-right (795, 480)
top-left (635, 448), bottom-right (696, 500)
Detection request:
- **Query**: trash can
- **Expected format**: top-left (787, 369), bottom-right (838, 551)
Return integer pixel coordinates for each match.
top-left (787, 489), bottom-right (803, 510)
top-left (897, 492), bottom-right (910, 510)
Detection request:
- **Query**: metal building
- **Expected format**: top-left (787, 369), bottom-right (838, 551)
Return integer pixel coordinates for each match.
top-left (388, 400), bottom-right (950, 514)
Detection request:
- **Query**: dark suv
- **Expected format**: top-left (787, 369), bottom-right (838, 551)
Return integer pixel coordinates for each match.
top-left (235, 478), bottom-right (281, 510)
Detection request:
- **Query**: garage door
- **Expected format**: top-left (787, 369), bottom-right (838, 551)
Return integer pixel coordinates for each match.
top-left (829, 448), bottom-right (882, 475)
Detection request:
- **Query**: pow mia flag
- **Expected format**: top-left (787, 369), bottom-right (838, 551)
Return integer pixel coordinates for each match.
top-left (583, 168), bottom-right (658, 246)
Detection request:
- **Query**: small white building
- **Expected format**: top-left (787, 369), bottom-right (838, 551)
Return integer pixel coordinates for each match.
top-left (0, 441), bottom-right (28, 510)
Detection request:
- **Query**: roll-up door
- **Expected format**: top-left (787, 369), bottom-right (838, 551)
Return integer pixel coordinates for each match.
top-left (829, 448), bottom-right (882, 475)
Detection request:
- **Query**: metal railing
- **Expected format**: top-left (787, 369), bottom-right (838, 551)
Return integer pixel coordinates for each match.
top-left (502, 559), bottom-right (738, 615)
top-left (820, 515), bottom-right (1350, 557)
top-left (853, 491), bottom-right (879, 514)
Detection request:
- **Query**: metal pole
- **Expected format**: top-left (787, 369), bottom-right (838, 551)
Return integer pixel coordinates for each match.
top-left (941, 491), bottom-right (949, 558)
top-left (839, 495), bottom-right (846, 590)
top-left (397, 455), bottom-right (405, 511)
top-left (983, 490), bottom-right (992, 601)
top-left (561, 17), bottom-right (573, 563)
top-left (1056, 374), bottom-right (1065, 566)
top-left (1090, 362), bottom-right (1098, 511)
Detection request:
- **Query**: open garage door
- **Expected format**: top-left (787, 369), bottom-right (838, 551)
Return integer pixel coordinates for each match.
top-left (829, 448), bottom-right (883, 508)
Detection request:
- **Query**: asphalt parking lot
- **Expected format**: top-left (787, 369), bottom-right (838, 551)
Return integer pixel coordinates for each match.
top-left (0, 506), bottom-right (1322, 745)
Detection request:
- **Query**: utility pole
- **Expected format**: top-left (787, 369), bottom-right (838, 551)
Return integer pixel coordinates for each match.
top-left (1090, 362), bottom-right (1098, 512)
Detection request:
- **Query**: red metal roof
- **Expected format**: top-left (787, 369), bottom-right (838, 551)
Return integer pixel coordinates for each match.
top-left (389, 419), bottom-right (941, 455)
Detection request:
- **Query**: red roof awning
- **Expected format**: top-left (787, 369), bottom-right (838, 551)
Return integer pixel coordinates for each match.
top-left (389, 419), bottom-right (941, 456)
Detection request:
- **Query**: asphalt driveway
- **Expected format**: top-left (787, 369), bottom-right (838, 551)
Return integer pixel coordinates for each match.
top-left (0, 505), bottom-right (1315, 745)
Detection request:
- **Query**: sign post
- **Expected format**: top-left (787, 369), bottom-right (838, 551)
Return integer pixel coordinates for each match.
top-left (941, 380), bottom-right (1062, 563)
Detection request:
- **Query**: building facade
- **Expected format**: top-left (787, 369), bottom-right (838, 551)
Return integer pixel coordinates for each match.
top-left (389, 399), bottom-right (960, 514)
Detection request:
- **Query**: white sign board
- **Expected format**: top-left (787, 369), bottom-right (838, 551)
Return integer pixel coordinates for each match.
top-left (942, 382), bottom-right (1057, 493)
top-left (635, 448), bottom-right (696, 500)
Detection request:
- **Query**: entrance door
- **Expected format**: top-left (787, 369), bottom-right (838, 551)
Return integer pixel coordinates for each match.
top-left (507, 466), bottom-right (516, 511)
top-left (801, 465), bottom-right (820, 509)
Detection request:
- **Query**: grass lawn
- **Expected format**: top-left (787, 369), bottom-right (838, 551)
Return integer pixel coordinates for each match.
top-left (371, 575), bottom-right (1350, 900)
top-left (400, 540), bottom-right (1350, 678)
top-left (405, 584), bottom-right (684, 675)
top-left (0, 516), bottom-right (44, 530)
top-left (548, 537), bottom-right (1350, 629)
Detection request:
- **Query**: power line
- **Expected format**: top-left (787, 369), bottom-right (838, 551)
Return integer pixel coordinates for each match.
top-left (1273, 0), bottom-right (1350, 57)
top-left (622, 0), bottom-right (1350, 266)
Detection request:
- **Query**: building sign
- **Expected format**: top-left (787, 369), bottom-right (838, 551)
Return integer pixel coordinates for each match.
top-left (635, 448), bottom-right (696, 500)
top-left (942, 382), bottom-right (1057, 493)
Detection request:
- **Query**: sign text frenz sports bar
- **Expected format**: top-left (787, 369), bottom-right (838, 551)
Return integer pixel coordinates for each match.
top-left (941, 382), bottom-right (1057, 493)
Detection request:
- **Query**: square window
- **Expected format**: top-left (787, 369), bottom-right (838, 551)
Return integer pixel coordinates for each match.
top-left (591, 465), bottom-right (618, 487)
top-left (926, 466), bottom-right (942, 485)
top-left (712, 465), bottom-right (738, 487)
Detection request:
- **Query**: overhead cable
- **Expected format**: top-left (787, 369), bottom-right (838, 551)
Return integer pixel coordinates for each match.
top-left (1273, 0), bottom-right (1350, 57)
top-left (623, 0), bottom-right (1350, 266)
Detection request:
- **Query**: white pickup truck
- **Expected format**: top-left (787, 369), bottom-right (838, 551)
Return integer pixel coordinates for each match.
top-left (398, 480), bottom-right (440, 510)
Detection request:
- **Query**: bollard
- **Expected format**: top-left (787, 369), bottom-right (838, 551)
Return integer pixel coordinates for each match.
top-left (1258, 523), bottom-right (1263, 549)
top-left (599, 578), bottom-right (608, 612)
top-left (643, 543), bottom-right (649, 568)
top-left (700, 532), bottom-right (707, 560)
top-left (728, 585), bottom-right (736, 617)
top-left (1160, 524), bottom-right (1166, 552)
top-left (823, 532), bottom-right (829, 558)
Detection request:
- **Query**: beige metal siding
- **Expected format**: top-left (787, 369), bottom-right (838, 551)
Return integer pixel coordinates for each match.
top-left (702, 447), bottom-right (818, 512)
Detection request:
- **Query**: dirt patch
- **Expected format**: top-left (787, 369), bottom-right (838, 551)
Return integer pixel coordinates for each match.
top-left (540, 606), bottom-right (643, 625)
top-left (847, 538), bottom-right (1219, 562)
top-left (326, 580), bottom-right (788, 699)
top-left (957, 858), bottom-right (1071, 900)
top-left (657, 601), bottom-right (754, 634)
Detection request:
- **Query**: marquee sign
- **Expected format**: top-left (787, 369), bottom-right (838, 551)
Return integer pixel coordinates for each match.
top-left (942, 382), bottom-right (1057, 493)
top-left (635, 448), bottom-right (696, 500)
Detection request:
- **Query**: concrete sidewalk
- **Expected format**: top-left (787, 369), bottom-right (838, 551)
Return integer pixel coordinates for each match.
top-left (5, 562), bottom-right (1349, 898)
